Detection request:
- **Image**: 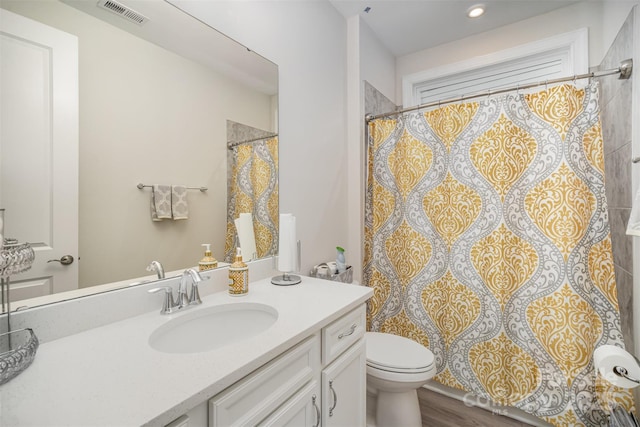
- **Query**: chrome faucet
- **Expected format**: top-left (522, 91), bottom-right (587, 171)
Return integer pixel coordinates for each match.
top-left (148, 268), bottom-right (204, 315)
top-left (177, 268), bottom-right (203, 309)
top-left (146, 260), bottom-right (165, 279)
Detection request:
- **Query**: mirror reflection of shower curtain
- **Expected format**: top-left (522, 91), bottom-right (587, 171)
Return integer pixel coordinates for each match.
top-left (364, 83), bottom-right (633, 426)
top-left (225, 137), bottom-right (279, 262)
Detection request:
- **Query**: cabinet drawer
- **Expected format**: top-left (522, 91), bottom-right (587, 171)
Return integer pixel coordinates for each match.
top-left (322, 305), bottom-right (366, 365)
top-left (257, 380), bottom-right (321, 427)
top-left (209, 334), bottom-right (320, 426)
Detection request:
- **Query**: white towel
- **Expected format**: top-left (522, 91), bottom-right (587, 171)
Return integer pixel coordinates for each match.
top-left (171, 185), bottom-right (189, 220)
top-left (151, 185), bottom-right (172, 221)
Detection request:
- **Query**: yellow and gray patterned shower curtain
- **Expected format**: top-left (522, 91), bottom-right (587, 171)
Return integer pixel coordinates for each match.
top-left (225, 137), bottom-right (279, 262)
top-left (364, 83), bottom-right (632, 426)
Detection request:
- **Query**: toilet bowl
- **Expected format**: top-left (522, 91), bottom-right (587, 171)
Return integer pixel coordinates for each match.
top-left (365, 332), bottom-right (435, 427)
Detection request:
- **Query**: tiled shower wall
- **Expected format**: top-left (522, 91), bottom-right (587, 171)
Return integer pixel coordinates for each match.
top-left (364, 81), bottom-right (398, 118)
top-left (601, 8), bottom-right (635, 351)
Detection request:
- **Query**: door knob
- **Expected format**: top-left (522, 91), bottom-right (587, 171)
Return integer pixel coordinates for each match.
top-left (47, 255), bottom-right (74, 265)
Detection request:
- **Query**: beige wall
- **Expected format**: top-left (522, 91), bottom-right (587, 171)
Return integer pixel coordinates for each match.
top-left (3, 1), bottom-right (275, 287)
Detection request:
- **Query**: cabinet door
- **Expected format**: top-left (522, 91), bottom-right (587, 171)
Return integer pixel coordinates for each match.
top-left (209, 335), bottom-right (320, 426)
top-left (322, 339), bottom-right (366, 427)
top-left (258, 381), bottom-right (321, 427)
top-left (164, 402), bottom-right (208, 427)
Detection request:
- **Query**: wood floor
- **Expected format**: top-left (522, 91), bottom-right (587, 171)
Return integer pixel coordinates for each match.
top-left (418, 388), bottom-right (536, 427)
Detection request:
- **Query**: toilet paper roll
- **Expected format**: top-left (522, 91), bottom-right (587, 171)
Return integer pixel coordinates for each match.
top-left (594, 345), bottom-right (640, 389)
top-left (235, 213), bottom-right (257, 261)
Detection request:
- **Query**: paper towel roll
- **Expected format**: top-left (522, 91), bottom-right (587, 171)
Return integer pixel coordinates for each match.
top-left (234, 213), bottom-right (257, 261)
top-left (278, 214), bottom-right (297, 272)
top-left (594, 345), bottom-right (640, 388)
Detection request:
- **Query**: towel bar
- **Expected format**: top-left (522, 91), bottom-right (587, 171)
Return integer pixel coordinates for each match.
top-left (136, 183), bottom-right (207, 192)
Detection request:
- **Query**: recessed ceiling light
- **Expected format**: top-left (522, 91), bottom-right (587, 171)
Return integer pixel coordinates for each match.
top-left (467, 4), bottom-right (485, 18)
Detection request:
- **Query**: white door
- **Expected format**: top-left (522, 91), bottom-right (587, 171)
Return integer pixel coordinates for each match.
top-left (0, 9), bottom-right (78, 302)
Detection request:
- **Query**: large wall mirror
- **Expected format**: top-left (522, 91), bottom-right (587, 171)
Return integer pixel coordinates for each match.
top-left (0, 0), bottom-right (278, 312)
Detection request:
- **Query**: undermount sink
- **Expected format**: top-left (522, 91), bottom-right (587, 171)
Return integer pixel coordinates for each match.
top-left (149, 302), bottom-right (278, 354)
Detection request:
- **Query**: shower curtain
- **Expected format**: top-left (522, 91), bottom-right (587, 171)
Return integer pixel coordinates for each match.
top-left (364, 83), bottom-right (632, 426)
top-left (225, 136), bottom-right (279, 262)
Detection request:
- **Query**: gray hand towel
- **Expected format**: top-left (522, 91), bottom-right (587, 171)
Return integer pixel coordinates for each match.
top-left (172, 185), bottom-right (189, 220)
top-left (151, 185), bottom-right (172, 221)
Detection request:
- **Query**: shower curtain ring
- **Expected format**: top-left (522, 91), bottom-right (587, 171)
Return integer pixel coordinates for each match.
top-left (545, 80), bottom-right (549, 90)
top-left (516, 84), bottom-right (520, 96)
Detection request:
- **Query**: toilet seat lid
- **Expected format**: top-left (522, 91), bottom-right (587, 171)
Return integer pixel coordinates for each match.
top-left (365, 332), bottom-right (434, 372)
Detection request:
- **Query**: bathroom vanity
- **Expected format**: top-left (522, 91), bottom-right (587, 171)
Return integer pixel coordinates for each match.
top-left (0, 276), bottom-right (372, 426)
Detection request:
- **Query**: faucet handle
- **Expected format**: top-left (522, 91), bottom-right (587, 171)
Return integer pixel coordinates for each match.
top-left (148, 286), bottom-right (177, 315)
top-left (189, 281), bottom-right (202, 306)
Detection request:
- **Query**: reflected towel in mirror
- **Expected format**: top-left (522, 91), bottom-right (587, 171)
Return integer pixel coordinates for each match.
top-left (172, 185), bottom-right (189, 220)
top-left (234, 213), bottom-right (257, 260)
top-left (151, 185), bottom-right (172, 221)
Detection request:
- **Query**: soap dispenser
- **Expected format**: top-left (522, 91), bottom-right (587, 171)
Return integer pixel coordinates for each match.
top-left (336, 246), bottom-right (347, 273)
top-left (199, 243), bottom-right (218, 271)
top-left (228, 247), bottom-right (249, 296)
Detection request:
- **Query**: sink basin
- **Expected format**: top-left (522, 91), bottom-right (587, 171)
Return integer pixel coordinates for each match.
top-left (149, 302), bottom-right (278, 354)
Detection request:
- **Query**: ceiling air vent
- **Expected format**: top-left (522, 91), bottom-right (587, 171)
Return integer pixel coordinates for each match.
top-left (97, 0), bottom-right (149, 25)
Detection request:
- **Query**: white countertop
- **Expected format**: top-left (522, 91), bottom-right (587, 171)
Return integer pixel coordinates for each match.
top-left (0, 277), bottom-right (372, 426)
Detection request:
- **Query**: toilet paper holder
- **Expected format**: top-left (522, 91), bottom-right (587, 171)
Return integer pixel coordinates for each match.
top-left (613, 366), bottom-right (640, 384)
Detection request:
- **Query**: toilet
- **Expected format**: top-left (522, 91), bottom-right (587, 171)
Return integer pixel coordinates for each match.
top-left (365, 332), bottom-right (435, 427)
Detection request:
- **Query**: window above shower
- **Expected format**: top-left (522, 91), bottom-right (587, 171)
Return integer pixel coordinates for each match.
top-left (402, 28), bottom-right (589, 107)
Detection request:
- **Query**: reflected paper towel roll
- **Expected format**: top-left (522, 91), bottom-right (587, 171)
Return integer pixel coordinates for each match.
top-left (235, 213), bottom-right (257, 261)
top-left (278, 214), bottom-right (297, 272)
top-left (594, 345), bottom-right (640, 388)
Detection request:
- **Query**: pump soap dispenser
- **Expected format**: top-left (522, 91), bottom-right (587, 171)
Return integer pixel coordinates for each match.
top-left (228, 247), bottom-right (249, 296)
top-left (199, 244), bottom-right (218, 271)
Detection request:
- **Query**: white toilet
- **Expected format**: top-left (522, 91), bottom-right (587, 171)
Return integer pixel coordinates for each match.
top-left (365, 332), bottom-right (435, 427)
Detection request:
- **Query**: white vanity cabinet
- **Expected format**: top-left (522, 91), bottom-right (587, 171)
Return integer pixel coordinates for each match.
top-left (165, 403), bottom-right (208, 427)
top-left (204, 304), bottom-right (367, 427)
top-left (258, 380), bottom-right (321, 426)
top-left (209, 334), bottom-right (321, 426)
top-left (321, 305), bottom-right (367, 426)
top-left (2, 277), bottom-right (373, 427)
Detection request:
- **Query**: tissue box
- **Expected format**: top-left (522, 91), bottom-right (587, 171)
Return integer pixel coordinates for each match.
top-left (309, 265), bottom-right (353, 284)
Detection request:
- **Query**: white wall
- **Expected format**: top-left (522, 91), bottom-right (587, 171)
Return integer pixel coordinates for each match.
top-left (396, 1), bottom-right (639, 101)
top-left (359, 20), bottom-right (396, 104)
top-left (170, 1), bottom-right (348, 274)
top-left (3, 1), bottom-right (274, 287)
top-left (346, 16), bottom-right (362, 283)
top-left (344, 16), bottom-right (396, 282)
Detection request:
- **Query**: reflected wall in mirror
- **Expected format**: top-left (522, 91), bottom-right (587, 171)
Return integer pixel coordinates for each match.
top-left (0, 0), bottom-right (278, 311)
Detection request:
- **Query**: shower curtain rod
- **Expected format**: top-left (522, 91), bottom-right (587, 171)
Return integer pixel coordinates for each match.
top-left (227, 133), bottom-right (278, 149)
top-left (365, 58), bottom-right (633, 123)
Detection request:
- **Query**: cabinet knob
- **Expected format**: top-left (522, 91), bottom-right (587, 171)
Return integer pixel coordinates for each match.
top-left (312, 394), bottom-right (320, 427)
top-left (338, 324), bottom-right (356, 339)
top-left (329, 380), bottom-right (337, 417)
